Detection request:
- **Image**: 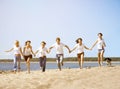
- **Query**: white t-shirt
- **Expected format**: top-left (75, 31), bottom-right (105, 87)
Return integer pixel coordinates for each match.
top-left (51, 43), bottom-right (66, 54)
top-left (13, 46), bottom-right (21, 54)
top-left (74, 43), bottom-right (85, 53)
top-left (37, 47), bottom-right (48, 57)
top-left (97, 38), bottom-right (105, 49)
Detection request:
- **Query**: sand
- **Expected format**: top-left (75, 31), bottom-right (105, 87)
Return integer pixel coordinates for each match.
top-left (0, 66), bottom-right (120, 89)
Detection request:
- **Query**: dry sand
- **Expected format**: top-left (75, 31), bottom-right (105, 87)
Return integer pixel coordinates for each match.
top-left (0, 66), bottom-right (120, 89)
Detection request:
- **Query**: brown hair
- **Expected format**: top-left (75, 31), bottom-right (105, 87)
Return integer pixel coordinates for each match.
top-left (41, 41), bottom-right (46, 45)
top-left (76, 38), bottom-right (82, 43)
top-left (25, 40), bottom-right (31, 46)
top-left (98, 33), bottom-right (103, 36)
top-left (56, 37), bottom-right (60, 41)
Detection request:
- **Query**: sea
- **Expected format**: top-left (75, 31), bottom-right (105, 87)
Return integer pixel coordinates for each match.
top-left (0, 62), bottom-right (120, 71)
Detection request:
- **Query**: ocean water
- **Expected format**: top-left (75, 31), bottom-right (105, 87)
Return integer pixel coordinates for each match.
top-left (0, 62), bottom-right (120, 71)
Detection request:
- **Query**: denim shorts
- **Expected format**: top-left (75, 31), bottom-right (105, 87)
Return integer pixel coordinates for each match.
top-left (98, 49), bottom-right (105, 53)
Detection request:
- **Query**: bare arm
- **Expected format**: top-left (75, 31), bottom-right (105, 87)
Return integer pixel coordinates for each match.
top-left (49, 46), bottom-right (54, 53)
top-left (103, 41), bottom-right (106, 47)
top-left (20, 47), bottom-right (23, 56)
top-left (65, 45), bottom-right (71, 53)
top-left (30, 46), bottom-right (35, 56)
top-left (5, 48), bottom-right (14, 52)
top-left (34, 50), bottom-right (39, 55)
top-left (46, 49), bottom-right (49, 54)
top-left (70, 46), bottom-right (77, 53)
top-left (91, 40), bottom-right (98, 49)
top-left (84, 46), bottom-right (90, 50)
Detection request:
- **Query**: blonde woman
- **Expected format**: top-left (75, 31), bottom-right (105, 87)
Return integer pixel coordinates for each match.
top-left (5, 40), bottom-right (23, 73)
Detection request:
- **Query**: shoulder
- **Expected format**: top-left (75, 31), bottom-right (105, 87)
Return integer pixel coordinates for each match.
top-left (82, 44), bottom-right (85, 46)
top-left (74, 44), bottom-right (78, 47)
top-left (60, 43), bottom-right (66, 46)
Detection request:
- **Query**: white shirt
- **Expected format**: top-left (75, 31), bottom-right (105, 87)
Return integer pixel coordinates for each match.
top-left (37, 47), bottom-right (48, 57)
top-left (13, 46), bottom-right (21, 54)
top-left (51, 43), bottom-right (66, 54)
top-left (97, 38), bottom-right (105, 49)
top-left (74, 43), bottom-right (85, 53)
top-left (24, 47), bottom-right (32, 56)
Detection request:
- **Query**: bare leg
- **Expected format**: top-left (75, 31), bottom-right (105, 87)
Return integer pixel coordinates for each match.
top-left (18, 58), bottom-right (21, 72)
top-left (27, 58), bottom-right (30, 73)
top-left (98, 53), bottom-right (101, 67)
top-left (58, 62), bottom-right (61, 71)
top-left (78, 58), bottom-right (81, 69)
top-left (80, 54), bottom-right (84, 69)
top-left (100, 51), bottom-right (104, 65)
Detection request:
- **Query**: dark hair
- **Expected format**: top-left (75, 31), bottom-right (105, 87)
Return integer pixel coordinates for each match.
top-left (25, 40), bottom-right (31, 46)
top-left (41, 41), bottom-right (46, 45)
top-left (98, 33), bottom-right (103, 36)
top-left (56, 37), bottom-right (60, 41)
top-left (76, 38), bottom-right (82, 43)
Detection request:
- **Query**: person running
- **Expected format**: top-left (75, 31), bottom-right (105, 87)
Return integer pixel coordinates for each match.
top-left (49, 37), bottom-right (71, 71)
top-left (5, 40), bottom-right (23, 73)
top-left (35, 41), bottom-right (49, 72)
top-left (70, 38), bottom-right (90, 69)
top-left (23, 40), bottom-right (35, 73)
top-left (91, 33), bottom-right (106, 66)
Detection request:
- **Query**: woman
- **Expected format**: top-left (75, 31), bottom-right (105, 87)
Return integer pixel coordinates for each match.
top-left (91, 33), bottom-right (106, 66)
top-left (35, 41), bottom-right (49, 72)
top-left (5, 40), bottom-right (23, 73)
top-left (23, 40), bottom-right (35, 73)
top-left (70, 38), bottom-right (90, 69)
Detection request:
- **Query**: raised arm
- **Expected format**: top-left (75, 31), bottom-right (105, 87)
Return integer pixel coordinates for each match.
top-left (5, 48), bottom-right (14, 52)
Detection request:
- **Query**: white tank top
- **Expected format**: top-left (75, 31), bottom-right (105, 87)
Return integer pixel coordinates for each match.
top-left (74, 44), bottom-right (84, 53)
top-left (13, 46), bottom-right (21, 54)
top-left (24, 47), bottom-right (32, 56)
top-left (97, 38), bottom-right (105, 49)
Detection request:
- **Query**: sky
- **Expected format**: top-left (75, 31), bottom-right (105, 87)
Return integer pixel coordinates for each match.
top-left (0, 0), bottom-right (120, 59)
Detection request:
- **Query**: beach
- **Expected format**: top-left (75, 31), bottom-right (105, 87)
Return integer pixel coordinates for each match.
top-left (0, 66), bottom-right (120, 89)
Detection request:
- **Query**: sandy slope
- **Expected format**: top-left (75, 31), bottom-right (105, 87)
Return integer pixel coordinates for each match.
top-left (0, 66), bottom-right (120, 89)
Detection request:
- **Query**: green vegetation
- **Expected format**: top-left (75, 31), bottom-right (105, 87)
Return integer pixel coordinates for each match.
top-left (0, 57), bottom-right (120, 62)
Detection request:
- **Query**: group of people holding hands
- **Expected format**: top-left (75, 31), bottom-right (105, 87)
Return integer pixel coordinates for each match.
top-left (5, 33), bottom-right (106, 73)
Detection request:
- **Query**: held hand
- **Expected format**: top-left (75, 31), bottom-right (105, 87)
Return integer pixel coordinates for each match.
top-left (89, 48), bottom-right (92, 50)
top-left (5, 51), bottom-right (9, 52)
top-left (69, 50), bottom-right (72, 53)
top-left (48, 49), bottom-right (51, 53)
top-left (69, 50), bottom-right (71, 53)
top-left (34, 54), bottom-right (36, 57)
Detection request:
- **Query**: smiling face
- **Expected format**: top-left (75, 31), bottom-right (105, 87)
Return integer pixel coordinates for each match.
top-left (15, 40), bottom-right (19, 47)
top-left (41, 41), bottom-right (46, 48)
top-left (56, 37), bottom-right (60, 44)
top-left (78, 39), bottom-right (82, 44)
top-left (25, 41), bottom-right (31, 47)
top-left (98, 33), bottom-right (103, 39)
